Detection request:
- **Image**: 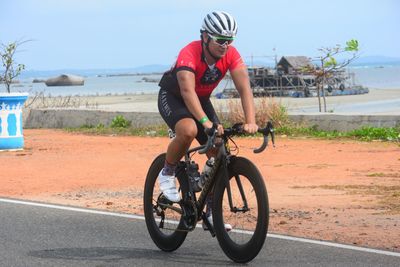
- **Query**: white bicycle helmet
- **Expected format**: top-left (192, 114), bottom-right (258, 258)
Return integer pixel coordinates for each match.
top-left (201, 11), bottom-right (238, 38)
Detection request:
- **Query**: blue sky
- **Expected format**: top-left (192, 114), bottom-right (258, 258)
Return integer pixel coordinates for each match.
top-left (1, 0), bottom-right (399, 70)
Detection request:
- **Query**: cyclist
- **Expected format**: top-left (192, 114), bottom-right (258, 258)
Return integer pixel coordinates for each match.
top-left (157, 11), bottom-right (258, 230)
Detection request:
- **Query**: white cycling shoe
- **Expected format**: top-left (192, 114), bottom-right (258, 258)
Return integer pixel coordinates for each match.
top-left (202, 214), bottom-right (232, 232)
top-left (158, 169), bottom-right (181, 202)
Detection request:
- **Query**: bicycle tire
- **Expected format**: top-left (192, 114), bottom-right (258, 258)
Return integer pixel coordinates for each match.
top-left (213, 156), bottom-right (269, 263)
top-left (143, 153), bottom-right (188, 251)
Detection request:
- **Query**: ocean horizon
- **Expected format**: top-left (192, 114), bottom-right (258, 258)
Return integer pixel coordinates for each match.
top-left (3, 64), bottom-right (400, 97)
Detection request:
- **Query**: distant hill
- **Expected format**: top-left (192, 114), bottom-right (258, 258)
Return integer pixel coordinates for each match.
top-left (20, 64), bottom-right (171, 79)
top-left (243, 56), bottom-right (400, 68)
top-left (350, 56), bottom-right (400, 66)
top-left (306, 55), bottom-right (400, 68)
top-left (130, 64), bottom-right (171, 73)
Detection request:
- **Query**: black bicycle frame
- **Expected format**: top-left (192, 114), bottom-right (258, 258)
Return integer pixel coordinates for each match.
top-left (169, 122), bottom-right (274, 232)
top-left (180, 136), bottom-right (240, 223)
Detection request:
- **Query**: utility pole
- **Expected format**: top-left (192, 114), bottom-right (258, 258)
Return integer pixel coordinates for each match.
top-left (272, 47), bottom-right (278, 68)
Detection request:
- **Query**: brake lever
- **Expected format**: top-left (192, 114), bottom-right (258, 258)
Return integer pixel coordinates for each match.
top-left (267, 121), bottom-right (275, 147)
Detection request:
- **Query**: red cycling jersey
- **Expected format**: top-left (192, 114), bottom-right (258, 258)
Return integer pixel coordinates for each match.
top-left (160, 40), bottom-right (245, 98)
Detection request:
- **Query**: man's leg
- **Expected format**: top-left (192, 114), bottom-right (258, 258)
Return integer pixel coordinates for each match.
top-left (165, 118), bottom-right (198, 165)
top-left (159, 118), bottom-right (198, 202)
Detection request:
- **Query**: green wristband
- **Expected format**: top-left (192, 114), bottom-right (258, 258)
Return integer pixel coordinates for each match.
top-left (199, 116), bottom-right (209, 124)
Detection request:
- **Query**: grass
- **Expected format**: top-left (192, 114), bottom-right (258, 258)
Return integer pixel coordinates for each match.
top-left (24, 93), bottom-right (98, 109)
top-left (277, 125), bottom-right (400, 142)
top-left (66, 123), bottom-right (170, 137)
top-left (64, 101), bottom-right (400, 142)
top-left (217, 97), bottom-right (400, 142)
top-left (216, 97), bottom-right (290, 128)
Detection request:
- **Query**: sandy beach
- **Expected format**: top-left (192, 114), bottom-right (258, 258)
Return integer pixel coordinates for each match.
top-left (65, 88), bottom-right (400, 115)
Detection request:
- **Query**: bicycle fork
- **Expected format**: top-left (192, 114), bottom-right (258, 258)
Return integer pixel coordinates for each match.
top-left (222, 157), bottom-right (250, 213)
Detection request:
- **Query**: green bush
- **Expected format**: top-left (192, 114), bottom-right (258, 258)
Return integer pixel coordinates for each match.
top-left (111, 115), bottom-right (131, 128)
top-left (276, 124), bottom-right (399, 142)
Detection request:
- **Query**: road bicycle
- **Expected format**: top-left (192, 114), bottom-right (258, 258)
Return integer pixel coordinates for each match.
top-left (143, 122), bottom-right (275, 263)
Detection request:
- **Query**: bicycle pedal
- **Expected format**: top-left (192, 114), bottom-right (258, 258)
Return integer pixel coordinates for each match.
top-left (159, 194), bottom-right (173, 205)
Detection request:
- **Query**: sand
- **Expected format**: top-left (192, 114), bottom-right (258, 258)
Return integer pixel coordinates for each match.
top-left (26, 87), bottom-right (400, 115)
top-left (65, 88), bottom-right (400, 115)
top-left (1, 129), bottom-right (399, 252)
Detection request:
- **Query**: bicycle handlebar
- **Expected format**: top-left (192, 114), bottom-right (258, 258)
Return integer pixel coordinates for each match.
top-left (253, 121), bottom-right (275, 153)
top-left (198, 121), bottom-right (275, 154)
top-left (198, 123), bottom-right (218, 154)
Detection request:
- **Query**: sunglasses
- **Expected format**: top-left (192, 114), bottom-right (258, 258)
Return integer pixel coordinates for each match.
top-left (208, 34), bottom-right (234, 47)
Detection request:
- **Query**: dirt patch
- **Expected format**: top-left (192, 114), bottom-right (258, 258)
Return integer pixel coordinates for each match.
top-left (1, 129), bottom-right (399, 252)
top-left (292, 184), bottom-right (400, 214)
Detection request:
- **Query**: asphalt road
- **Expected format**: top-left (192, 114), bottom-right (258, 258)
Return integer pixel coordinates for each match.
top-left (1, 198), bottom-right (399, 267)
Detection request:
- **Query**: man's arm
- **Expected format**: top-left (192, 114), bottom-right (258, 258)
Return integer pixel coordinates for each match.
top-left (177, 70), bottom-right (213, 129)
top-left (230, 66), bottom-right (258, 133)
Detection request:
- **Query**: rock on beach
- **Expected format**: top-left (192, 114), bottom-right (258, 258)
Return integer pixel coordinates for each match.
top-left (45, 74), bottom-right (84, 86)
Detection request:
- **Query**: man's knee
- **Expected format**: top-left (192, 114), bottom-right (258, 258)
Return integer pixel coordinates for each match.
top-left (175, 119), bottom-right (198, 141)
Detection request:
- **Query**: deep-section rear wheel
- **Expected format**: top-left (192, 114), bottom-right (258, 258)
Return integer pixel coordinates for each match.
top-left (143, 154), bottom-right (187, 251)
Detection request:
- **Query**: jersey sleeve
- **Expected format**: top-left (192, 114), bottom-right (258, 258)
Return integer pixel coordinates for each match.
top-left (175, 43), bottom-right (197, 73)
top-left (228, 46), bottom-right (246, 71)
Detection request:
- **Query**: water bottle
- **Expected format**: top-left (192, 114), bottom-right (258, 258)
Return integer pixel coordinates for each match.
top-left (201, 157), bottom-right (215, 184)
top-left (187, 161), bottom-right (202, 192)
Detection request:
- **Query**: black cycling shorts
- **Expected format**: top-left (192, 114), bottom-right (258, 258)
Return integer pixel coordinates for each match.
top-left (158, 88), bottom-right (220, 145)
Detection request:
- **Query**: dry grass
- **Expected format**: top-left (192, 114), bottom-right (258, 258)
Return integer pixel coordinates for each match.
top-left (367, 173), bottom-right (400, 178)
top-left (24, 92), bottom-right (98, 109)
top-left (216, 97), bottom-right (289, 127)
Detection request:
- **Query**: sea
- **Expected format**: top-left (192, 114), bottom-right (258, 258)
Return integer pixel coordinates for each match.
top-left (3, 64), bottom-right (400, 97)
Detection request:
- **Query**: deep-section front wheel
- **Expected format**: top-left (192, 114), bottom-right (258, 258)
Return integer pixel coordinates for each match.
top-left (213, 156), bottom-right (269, 263)
top-left (143, 153), bottom-right (187, 251)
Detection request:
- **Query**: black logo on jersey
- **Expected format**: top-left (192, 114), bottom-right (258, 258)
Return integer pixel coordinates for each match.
top-left (200, 67), bottom-right (222, 85)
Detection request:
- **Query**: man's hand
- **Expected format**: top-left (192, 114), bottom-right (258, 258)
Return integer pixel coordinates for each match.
top-left (203, 121), bottom-right (224, 136)
top-left (216, 124), bottom-right (224, 136)
top-left (203, 120), bottom-right (213, 130)
top-left (243, 123), bottom-right (258, 134)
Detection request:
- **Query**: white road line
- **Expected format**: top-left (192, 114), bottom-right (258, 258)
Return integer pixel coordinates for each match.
top-left (267, 234), bottom-right (400, 257)
top-left (0, 197), bottom-right (144, 220)
top-left (1, 197), bottom-right (399, 258)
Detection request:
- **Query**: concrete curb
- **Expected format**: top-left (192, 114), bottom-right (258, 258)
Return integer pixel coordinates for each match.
top-left (23, 109), bottom-right (400, 132)
top-left (289, 114), bottom-right (400, 131)
top-left (24, 109), bottom-right (164, 129)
